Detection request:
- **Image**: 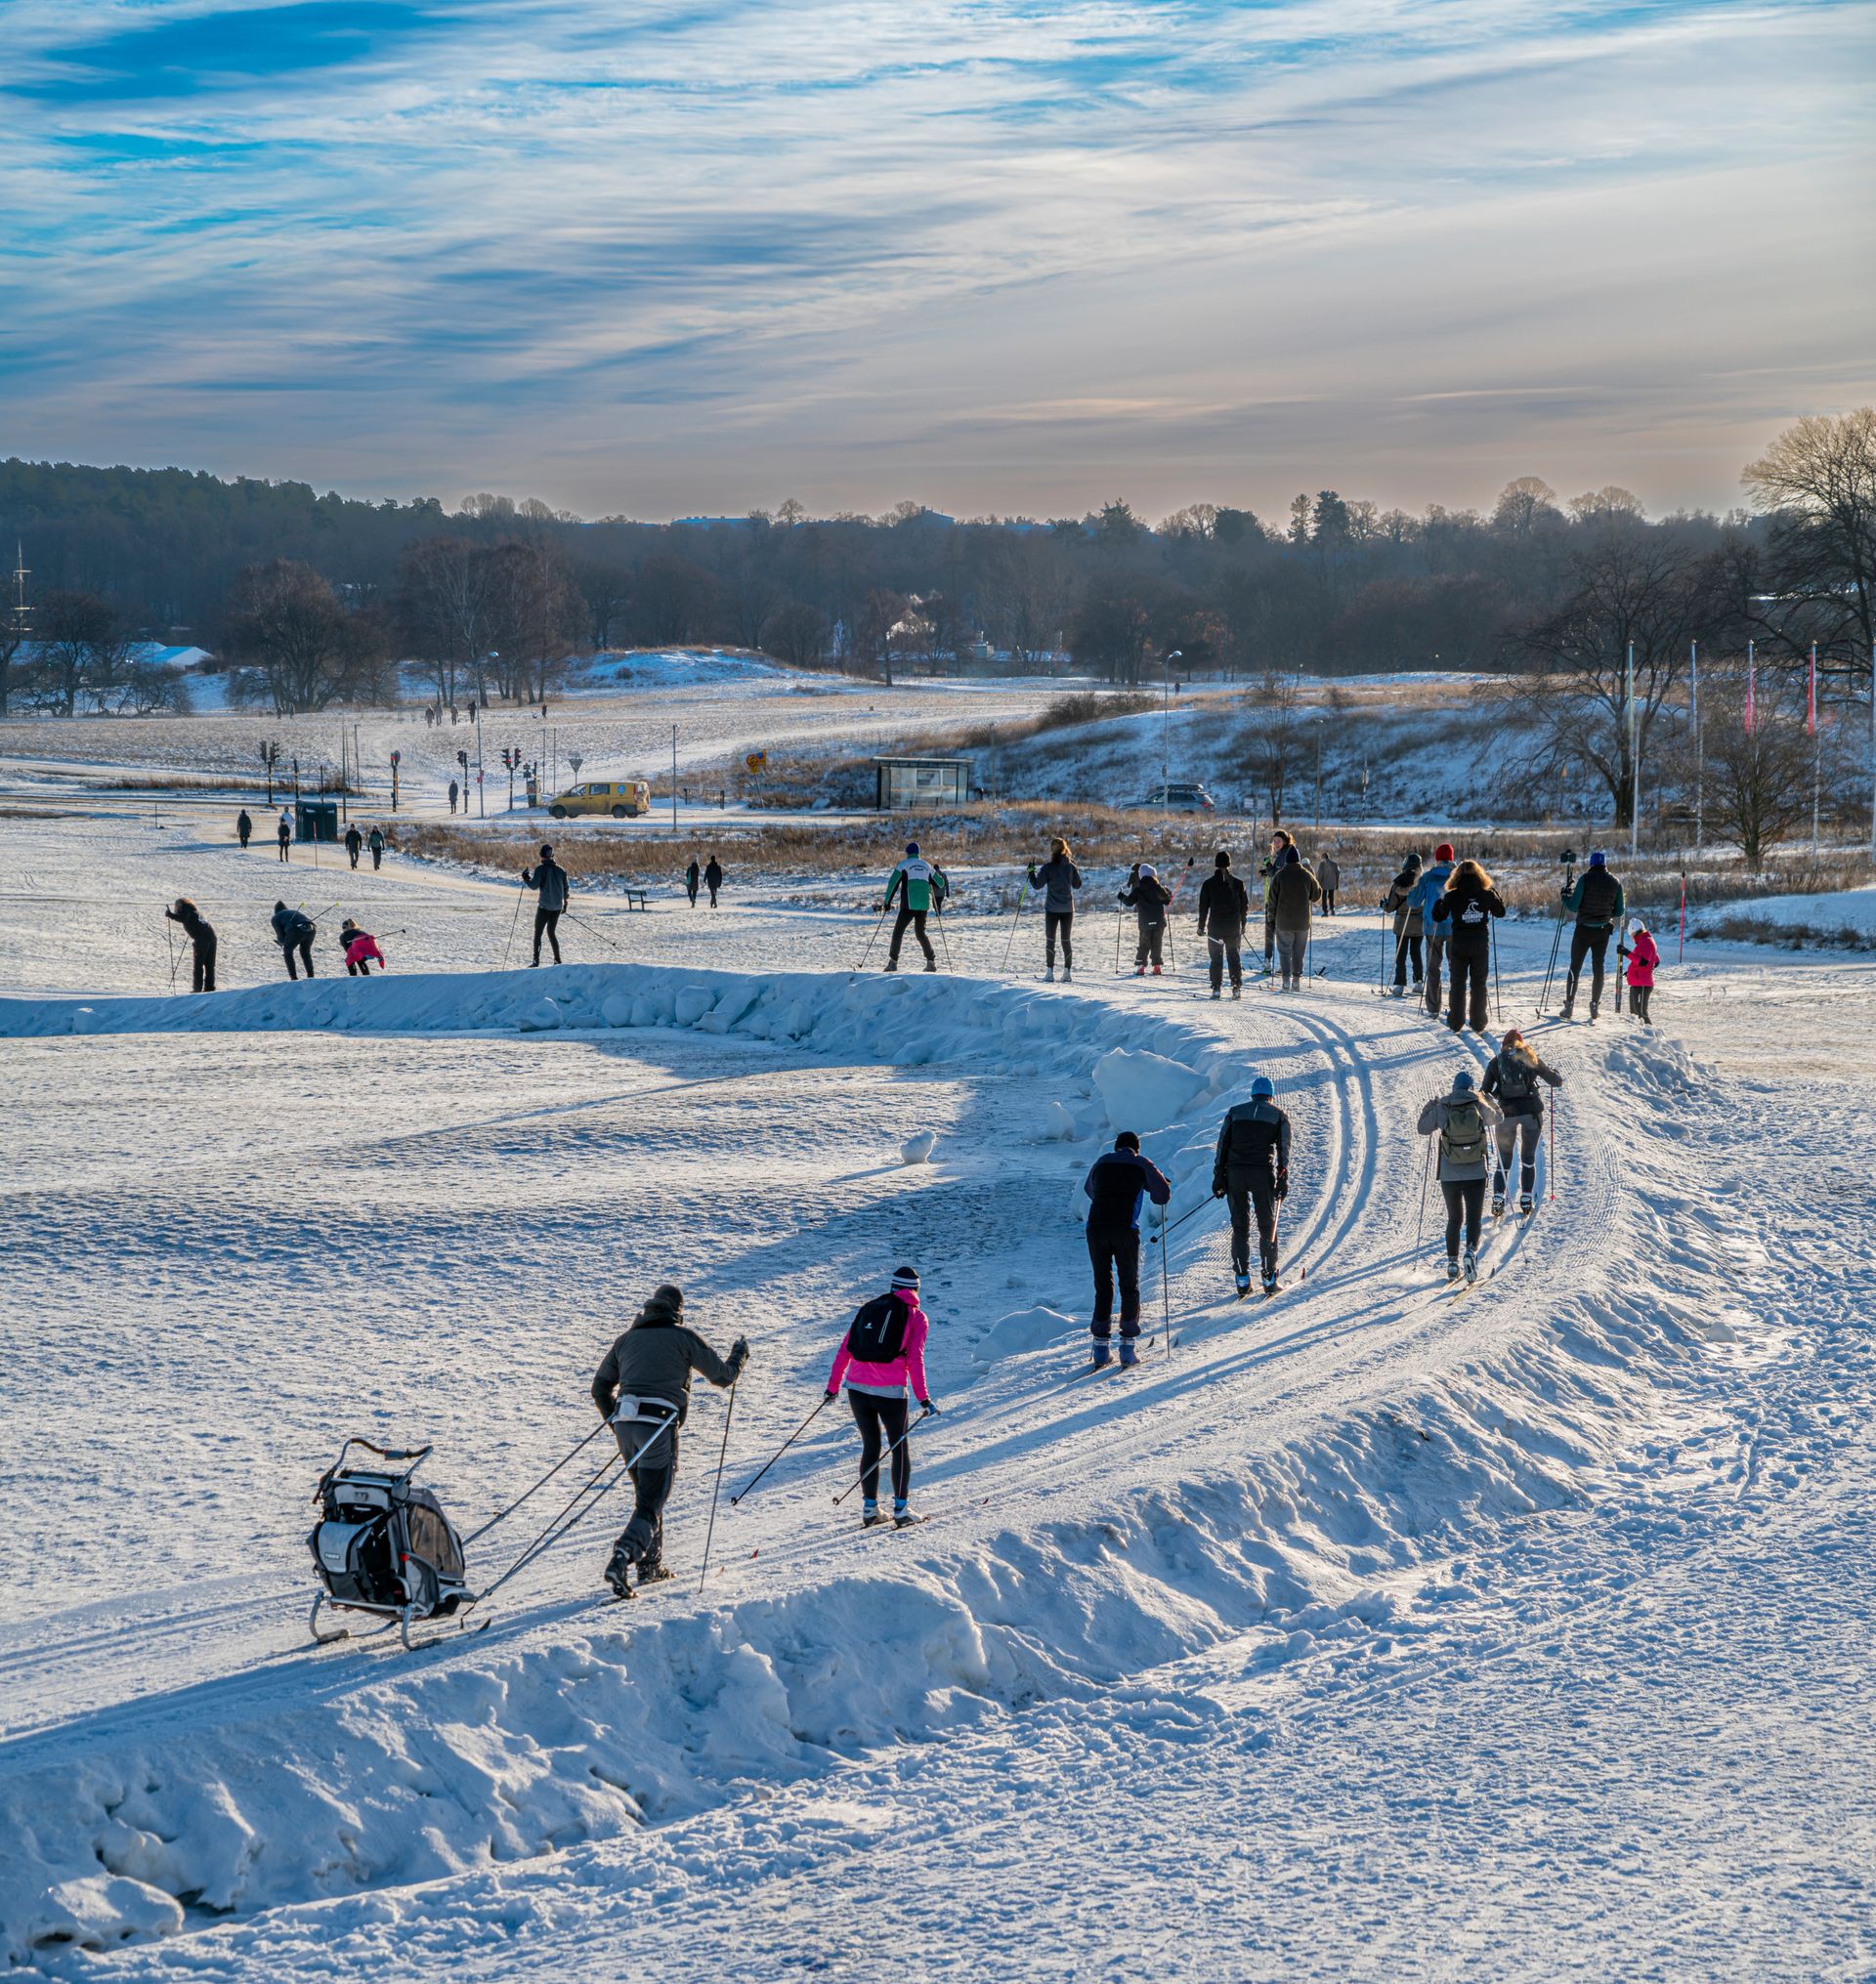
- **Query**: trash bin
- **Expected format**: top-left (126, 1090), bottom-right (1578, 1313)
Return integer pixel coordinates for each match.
top-left (295, 799), bottom-right (340, 843)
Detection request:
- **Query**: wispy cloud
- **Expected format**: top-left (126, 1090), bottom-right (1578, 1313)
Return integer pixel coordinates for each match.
top-left (1, 0), bottom-right (1870, 517)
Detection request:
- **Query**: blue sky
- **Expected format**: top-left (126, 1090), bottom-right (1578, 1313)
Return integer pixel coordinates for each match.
top-left (2, 0), bottom-right (1871, 519)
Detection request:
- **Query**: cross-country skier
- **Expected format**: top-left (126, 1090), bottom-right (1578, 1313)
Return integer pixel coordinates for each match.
top-left (685, 858), bottom-right (701, 907)
top-left (367, 824), bottom-right (385, 871)
top-left (1258, 829), bottom-right (1295, 975)
top-left (1481, 1027), bottom-right (1561, 1215)
top-left (1196, 849), bottom-right (1249, 998)
top-left (1121, 862), bottom-right (1172, 977)
top-left (1212, 1076), bottom-right (1291, 1296)
top-left (165, 898), bottom-right (216, 992)
top-left (271, 901), bottom-right (316, 980)
top-left (882, 842), bottom-right (947, 972)
top-left (1623, 920), bottom-right (1659, 1023)
top-left (1412, 843), bottom-right (1456, 1015)
top-left (825, 1266), bottom-right (937, 1525)
top-left (1382, 852), bottom-right (1424, 995)
top-left (1417, 1070), bottom-right (1502, 1283)
top-left (339, 918), bottom-right (385, 976)
top-left (1429, 858), bottom-right (1505, 1034)
top-left (704, 855), bottom-right (724, 908)
top-left (1317, 852), bottom-right (1341, 916)
top-left (1560, 850), bottom-right (1624, 1020)
top-left (344, 823), bottom-right (363, 870)
top-left (1027, 837), bottom-right (1083, 981)
top-left (236, 809), bottom-right (252, 850)
top-left (1267, 845), bottom-right (1322, 991)
top-left (276, 812), bottom-right (292, 863)
top-left (522, 843), bottom-right (571, 965)
top-left (1082, 1131), bottom-right (1172, 1365)
top-left (592, 1285), bottom-right (748, 1595)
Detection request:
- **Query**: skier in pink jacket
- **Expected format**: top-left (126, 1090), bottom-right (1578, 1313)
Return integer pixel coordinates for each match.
top-left (826, 1265), bottom-right (936, 1528)
top-left (1622, 921), bottom-right (1659, 1024)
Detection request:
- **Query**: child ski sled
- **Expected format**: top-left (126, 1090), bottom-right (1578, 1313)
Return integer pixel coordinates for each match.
top-left (1417, 1071), bottom-right (1502, 1283)
top-left (825, 1267), bottom-right (937, 1525)
top-left (1481, 1028), bottom-right (1562, 1216)
top-left (1083, 1131), bottom-right (1172, 1364)
top-left (1212, 1076), bottom-right (1291, 1295)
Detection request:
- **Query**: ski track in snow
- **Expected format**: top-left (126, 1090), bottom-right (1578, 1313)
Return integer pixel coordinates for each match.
top-left (1, 808), bottom-right (1873, 1979)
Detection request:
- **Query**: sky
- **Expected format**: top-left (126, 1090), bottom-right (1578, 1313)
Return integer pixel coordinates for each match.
top-left (2, 0), bottom-right (1873, 523)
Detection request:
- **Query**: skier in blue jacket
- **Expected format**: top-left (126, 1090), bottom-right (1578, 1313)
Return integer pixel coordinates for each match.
top-left (1411, 842), bottom-right (1456, 1016)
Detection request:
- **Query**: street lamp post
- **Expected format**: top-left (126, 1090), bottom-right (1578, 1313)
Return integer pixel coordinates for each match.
top-left (1161, 650), bottom-right (1181, 808)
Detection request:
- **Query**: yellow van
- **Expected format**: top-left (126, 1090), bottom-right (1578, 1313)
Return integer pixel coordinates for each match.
top-left (548, 779), bottom-right (653, 820)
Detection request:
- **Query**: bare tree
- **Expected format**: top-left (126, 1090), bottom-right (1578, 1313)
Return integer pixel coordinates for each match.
top-left (33, 590), bottom-right (131, 716)
top-left (1239, 669), bottom-right (1305, 823)
top-left (1742, 406), bottom-right (1876, 666)
top-left (760, 601), bottom-right (829, 668)
top-left (486, 538), bottom-right (583, 702)
top-left (397, 536), bottom-right (498, 708)
top-left (1493, 477), bottom-right (1560, 535)
top-left (219, 560), bottom-right (375, 714)
top-left (1703, 686), bottom-right (1816, 869)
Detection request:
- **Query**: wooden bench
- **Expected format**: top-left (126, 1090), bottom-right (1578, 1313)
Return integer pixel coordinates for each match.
top-left (619, 888), bottom-right (650, 912)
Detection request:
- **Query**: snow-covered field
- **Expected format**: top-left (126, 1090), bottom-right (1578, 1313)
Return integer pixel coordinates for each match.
top-left (3, 791), bottom-right (1874, 1982)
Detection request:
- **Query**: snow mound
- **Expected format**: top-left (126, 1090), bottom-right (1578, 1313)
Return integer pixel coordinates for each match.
top-left (1041, 1101), bottom-right (1079, 1141)
top-left (576, 649), bottom-right (792, 692)
top-left (517, 996), bottom-right (563, 1031)
top-left (901, 1130), bottom-right (936, 1165)
top-left (1606, 1031), bottom-right (1713, 1095)
top-left (972, 1305), bottom-right (1077, 1362)
top-left (1090, 1047), bottom-right (1207, 1131)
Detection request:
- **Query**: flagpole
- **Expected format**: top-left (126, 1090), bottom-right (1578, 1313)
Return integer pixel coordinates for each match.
top-left (1690, 639), bottom-right (1702, 853)
top-left (1627, 640), bottom-right (1639, 861)
top-left (1811, 642), bottom-right (1820, 859)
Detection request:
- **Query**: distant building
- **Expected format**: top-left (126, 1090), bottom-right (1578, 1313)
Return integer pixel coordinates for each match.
top-left (874, 756), bottom-right (972, 810)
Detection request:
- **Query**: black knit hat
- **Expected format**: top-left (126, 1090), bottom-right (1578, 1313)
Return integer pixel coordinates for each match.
top-left (1214, 849), bottom-right (1230, 867)
top-left (891, 1265), bottom-right (920, 1289)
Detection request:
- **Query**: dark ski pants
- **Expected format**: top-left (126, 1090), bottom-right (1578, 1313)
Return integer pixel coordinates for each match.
top-left (1566, 927), bottom-right (1611, 1011)
top-left (1446, 947), bottom-right (1489, 1032)
top-left (850, 1390), bottom-right (911, 1501)
top-left (687, 884), bottom-right (699, 906)
top-left (1207, 933), bottom-right (1241, 991)
top-left (346, 959), bottom-right (373, 977)
top-left (1493, 1111), bottom-right (1541, 1200)
top-left (1424, 934), bottom-right (1446, 1014)
top-left (1045, 910), bottom-right (1074, 970)
top-left (708, 885), bottom-right (719, 907)
top-left (1135, 919), bottom-right (1166, 970)
top-left (282, 939), bottom-right (314, 980)
top-left (889, 906), bottom-right (934, 966)
top-left (238, 829), bottom-right (251, 849)
top-left (1441, 1178), bottom-right (1486, 1258)
top-left (1087, 1225), bottom-right (1142, 1338)
top-left (277, 836), bottom-right (290, 862)
top-left (348, 849), bottom-right (360, 869)
top-left (1226, 1166), bottom-right (1278, 1280)
top-left (371, 849), bottom-right (382, 870)
top-left (1392, 930), bottom-right (1422, 988)
top-left (533, 907), bottom-right (562, 964)
top-left (192, 941), bottom-right (216, 993)
top-left (613, 1418), bottom-right (679, 1567)
top-left (1631, 984), bottom-right (1653, 1022)
top-left (1322, 889), bottom-right (1336, 915)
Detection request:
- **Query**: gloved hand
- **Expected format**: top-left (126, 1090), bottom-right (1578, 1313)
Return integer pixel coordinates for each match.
top-left (1276, 1168), bottom-right (1289, 1202)
top-left (874, 901), bottom-right (885, 912)
top-left (920, 1400), bottom-right (939, 1417)
top-left (825, 1388), bottom-right (838, 1402)
top-left (728, 1334), bottom-right (750, 1376)
top-left (1212, 1183), bottom-right (1224, 1200)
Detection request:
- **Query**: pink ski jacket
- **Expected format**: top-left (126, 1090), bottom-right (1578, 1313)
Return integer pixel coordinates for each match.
top-left (1626, 932), bottom-right (1658, 988)
top-left (827, 1291), bottom-right (931, 1404)
top-left (345, 932), bottom-right (385, 969)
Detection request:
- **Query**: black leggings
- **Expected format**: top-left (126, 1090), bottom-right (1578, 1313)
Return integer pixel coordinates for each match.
top-left (192, 940), bottom-right (216, 993)
top-left (533, 907), bottom-right (562, 963)
top-left (1045, 910), bottom-right (1073, 968)
top-left (1087, 1226), bottom-right (1142, 1335)
top-left (849, 1391), bottom-right (911, 1501)
top-left (1393, 931), bottom-right (1423, 986)
top-left (1442, 1178), bottom-right (1486, 1256)
top-left (1568, 927), bottom-right (1611, 1008)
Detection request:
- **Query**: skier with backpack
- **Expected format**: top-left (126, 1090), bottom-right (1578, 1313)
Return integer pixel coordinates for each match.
top-left (1120, 862), bottom-right (1172, 977)
top-left (164, 898), bottom-right (217, 992)
top-left (1211, 1076), bottom-right (1291, 1296)
top-left (1196, 849), bottom-right (1249, 998)
top-left (1621, 920), bottom-right (1659, 1023)
top-left (881, 843), bottom-right (948, 972)
top-left (270, 901), bottom-right (317, 979)
top-left (1560, 850), bottom-right (1624, 1020)
top-left (522, 843), bottom-right (571, 965)
top-left (344, 823), bottom-right (363, 870)
top-left (592, 1285), bottom-right (749, 1595)
top-left (825, 1267), bottom-right (936, 1526)
top-left (1429, 858), bottom-right (1506, 1034)
top-left (1027, 837), bottom-right (1083, 982)
top-left (1480, 1028), bottom-right (1561, 1215)
top-left (1417, 1071), bottom-right (1503, 1283)
top-left (1412, 843), bottom-right (1456, 1015)
top-left (1382, 852), bottom-right (1424, 995)
top-left (1082, 1130), bottom-right (1172, 1364)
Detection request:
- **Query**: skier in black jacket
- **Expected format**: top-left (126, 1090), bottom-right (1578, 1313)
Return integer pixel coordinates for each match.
top-left (1196, 850), bottom-right (1249, 998)
top-left (591, 1285), bottom-right (748, 1595)
top-left (1119, 864), bottom-right (1172, 976)
top-left (522, 844), bottom-right (571, 964)
top-left (1082, 1131), bottom-right (1172, 1366)
top-left (1429, 859), bottom-right (1506, 1034)
top-left (165, 898), bottom-right (217, 992)
top-left (270, 901), bottom-right (316, 979)
top-left (704, 855), bottom-right (724, 908)
top-left (1480, 1028), bottom-right (1561, 1215)
top-left (685, 858), bottom-right (701, 907)
top-left (1382, 853), bottom-right (1423, 994)
top-left (1213, 1076), bottom-right (1291, 1295)
top-left (367, 824), bottom-right (386, 871)
top-left (1560, 851), bottom-right (1624, 1020)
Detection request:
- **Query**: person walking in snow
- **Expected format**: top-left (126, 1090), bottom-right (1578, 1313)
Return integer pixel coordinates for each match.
top-left (1412, 843), bottom-right (1456, 1015)
top-left (1560, 850), bottom-right (1624, 1020)
top-left (1213, 1075), bottom-right (1291, 1296)
top-left (1121, 862), bottom-right (1172, 977)
top-left (1267, 844), bottom-right (1322, 991)
top-left (882, 842), bottom-right (947, 973)
top-left (276, 812), bottom-right (292, 863)
top-left (523, 842), bottom-right (571, 966)
top-left (165, 898), bottom-right (217, 993)
top-left (344, 823), bottom-right (363, 870)
top-left (367, 824), bottom-right (386, 871)
top-left (593, 1286), bottom-right (748, 1595)
top-left (1429, 857), bottom-right (1505, 1034)
top-left (1417, 1070), bottom-right (1502, 1283)
top-left (826, 1266), bottom-right (936, 1525)
top-left (236, 809), bottom-right (252, 851)
top-left (1027, 837), bottom-right (1083, 982)
top-left (339, 917), bottom-right (385, 977)
top-left (1196, 849), bottom-right (1249, 998)
top-left (1481, 1027), bottom-right (1561, 1216)
top-left (685, 858), bottom-right (701, 907)
top-left (1258, 828), bottom-right (1295, 975)
top-left (1623, 920), bottom-right (1659, 1023)
top-left (1082, 1131), bottom-right (1172, 1365)
top-left (704, 855), bottom-right (724, 908)
top-left (1382, 851), bottom-right (1424, 995)
top-left (1317, 851), bottom-right (1341, 916)
top-left (271, 901), bottom-right (317, 980)
top-left (448, 778), bottom-right (460, 816)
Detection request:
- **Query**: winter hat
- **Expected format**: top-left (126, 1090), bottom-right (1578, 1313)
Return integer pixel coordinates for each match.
top-left (906, 842), bottom-right (920, 858)
top-left (1139, 863), bottom-right (1158, 880)
top-left (1435, 842), bottom-right (1454, 863)
top-left (1283, 845), bottom-right (1300, 865)
top-left (1631, 918), bottom-right (1647, 935)
top-left (1588, 849), bottom-right (1607, 868)
top-left (539, 843), bottom-right (554, 858)
top-left (1114, 1130), bottom-right (1141, 1152)
top-left (891, 1264), bottom-right (920, 1290)
top-left (1451, 1070), bottom-right (1475, 1093)
top-left (1214, 850), bottom-right (1231, 868)
top-left (652, 1282), bottom-right (684, 1310)
top-left (275, 900), bottom-right (286, 912)
top-left (1404, 852), bottom-right (1422, 869)
top-left (1251, 1075), bottom-right (1275, 1098)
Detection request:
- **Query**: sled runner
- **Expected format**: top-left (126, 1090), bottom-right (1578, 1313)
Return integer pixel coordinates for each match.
top-left (307, 1437), bottom-right (474, 1650)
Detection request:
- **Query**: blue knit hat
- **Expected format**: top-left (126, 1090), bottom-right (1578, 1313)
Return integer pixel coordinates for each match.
top-left (1251, 1075), bottom-right (1274, 1098)
top-left (1452, 1069), bottom-right (1475, 1092)
top-left (1588, 849), bottom-right (1607, 868)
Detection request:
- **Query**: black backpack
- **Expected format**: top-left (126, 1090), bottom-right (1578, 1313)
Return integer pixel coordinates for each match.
top-left (847, 1292), bottom-right (909, 1363)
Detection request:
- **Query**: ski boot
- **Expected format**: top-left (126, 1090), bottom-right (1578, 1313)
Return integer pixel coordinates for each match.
top-left (883, 958), bottom-right (899, 974)
top-left (1151, 965), bottom-right (1163, 977)
top-left (861, 1499), bottom-right (884, 1529)
top-left (1463, 1248), bottom-right (1478, 1284)
top-left (1045, 966), bottom-right (1055, 983)
top-left (1444, 1256), bottom-right (1462, 1284)
top-left (1119, 1337), bottom-right (1139, 1370)
top-left (637, 1561), bottom-right (674, 1591)
top-left (1261, 1273), bottom-right (1278, 1297)
top-left (1389, 985), bottom-right (1406, 998)
top-left (924, 958), bottom-right (938, 972)
top-left (1519, 1192), bottom-right (1535, 1216)
top-left (1230, 985), bottom-right (1242, 1000)
top-left (1211, 988), bottom-right (1222, 1000)
top-left (605, 1541), bottom-right (637, 1599)
top-left (1491, 1191), bottom-right (1506, 1218)
top-left (1234, 1271), bottom-right (1252, 1297)
top-left (1062, 967), bottom-right (1072, 983)
top-left (1587, 999), bottom-right (1599, 1022)
top-left (1134, 965), bottom-right (1147, 978)
top-left (892, 1502), bottom-right (922, 1529)
top-left (1090, 1338), bottom-right (1113, 1370)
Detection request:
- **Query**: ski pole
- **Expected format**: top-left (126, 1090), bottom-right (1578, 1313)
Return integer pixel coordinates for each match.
top-left (1490, 913), bottom-right (1503, 1027)
top-left (1000, 877), bottom-right (1033, 973)
top-left (935, 906), bottom-right (955, 973)
top-left (832, 1406), bottom-right (927, 1506)
top-left (1148, 1195), bottom-right (1217, 1245)
top-left (162, 911), bottom-right (180, 990)
top-left (1161, 1220), bottom-right (1172, 1357)
top-left (857, 899), bottom-right (890, 971)
top-left (697, 1378), bottom-right (737, 1593)
top-left (1114, 900), bottom-right (1124, 974)
top-left (1548, 1087), bottom-right (1556, 1203)
top-left (502, 885), bottom-right (527, 968)
top-left (729, 1394), bottom-right (831, 1504)
top-left (1416, 1133), bottom-right (1433, 1251)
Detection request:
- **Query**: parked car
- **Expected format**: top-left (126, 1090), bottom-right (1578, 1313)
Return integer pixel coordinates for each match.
top-left (548, 779), bottom-right (653, 820)
top-left (1137, 781), bottom-right (1216, 812)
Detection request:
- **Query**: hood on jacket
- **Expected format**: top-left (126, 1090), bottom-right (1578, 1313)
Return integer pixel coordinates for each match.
top-left (632, 1284), bottom-right (685, 1329)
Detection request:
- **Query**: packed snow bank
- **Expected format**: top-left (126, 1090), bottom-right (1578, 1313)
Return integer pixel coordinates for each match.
top-left (575, 649), bottom-right (795, 692)
top-left (1694, 882), bottom-right (1876, 945)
